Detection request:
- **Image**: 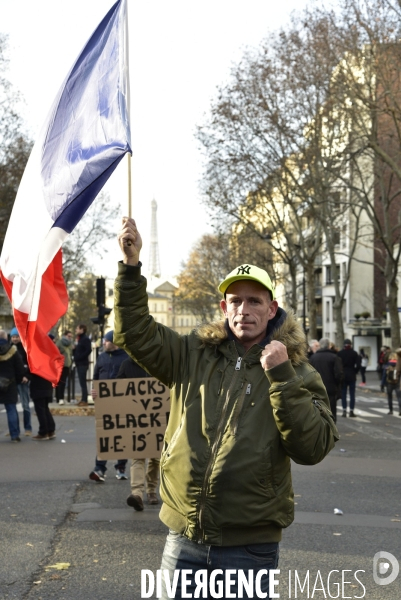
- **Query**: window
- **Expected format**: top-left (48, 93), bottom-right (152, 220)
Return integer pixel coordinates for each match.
top-left (341, 224), bottom-right (347, 249)
top-left (326, 265), bottom-right (332, 284)
top-left (326, 300), bottom-right (330, 322)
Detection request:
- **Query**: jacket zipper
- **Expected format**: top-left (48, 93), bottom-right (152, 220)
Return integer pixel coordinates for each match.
top-left (198, 346), bottom-right (246, 542)
top-left (230, 382), bottom-right (252, 436)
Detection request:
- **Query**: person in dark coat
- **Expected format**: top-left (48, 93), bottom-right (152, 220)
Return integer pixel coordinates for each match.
top-left (383, 352), bottom-right (400, 415)
top-left (307, 339), bottom-right (320, 359)
top-left (0, 330), bottom-right (24, 441)
top-left (92, 330), bottom-right (128, 380)
top-left (337, 338), bottom-right (361, 417)
top-left (88, 331), bottom-right (129, 482)
top-left (359, 349), bottom-right (368, 385)
top-left (10, 326), bottom-right (32, 434)
top-left (30, 373), bottom-right (56, 440)
top-left (309, 338), bottom-right (343, 422)
top-left (73, 324), bottom-right (92, 406)
top-left (377, 345), bottom-right (390, 389)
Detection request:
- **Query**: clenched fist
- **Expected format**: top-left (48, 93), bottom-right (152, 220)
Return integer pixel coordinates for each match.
top-left (260, 340), bottom-right (289, 370)
top-left (118, 217), bottom-right (142, 266)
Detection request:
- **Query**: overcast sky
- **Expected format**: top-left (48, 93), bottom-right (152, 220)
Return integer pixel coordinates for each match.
top-left (1, 0), bottom-right (311, 281)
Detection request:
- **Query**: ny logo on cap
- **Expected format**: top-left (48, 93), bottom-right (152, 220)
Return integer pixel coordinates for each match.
top-left (237, 265), bottom-right (251, 275)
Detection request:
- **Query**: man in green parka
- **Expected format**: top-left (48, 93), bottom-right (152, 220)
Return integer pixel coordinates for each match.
top-left (114, 217), bottom-right (339, 599)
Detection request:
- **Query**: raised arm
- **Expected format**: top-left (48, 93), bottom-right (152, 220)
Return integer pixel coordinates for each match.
top-left (114, 218), bottom-right (189, 387)
top-left (118, 217), bottom-right (142, 266)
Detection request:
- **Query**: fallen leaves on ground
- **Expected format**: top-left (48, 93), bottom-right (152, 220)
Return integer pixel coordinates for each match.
top-left (45, 563), bottom-right (70, 571)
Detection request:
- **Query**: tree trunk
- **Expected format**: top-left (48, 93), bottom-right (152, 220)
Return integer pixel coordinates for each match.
top-left (306, 262), bottom-right (317, 339)
top-left (289, 262), bottom-right (298, 313)
top-left (387, 279), bottom-right (401, 349)
top-left (333, 301), bottom-right (344, 348)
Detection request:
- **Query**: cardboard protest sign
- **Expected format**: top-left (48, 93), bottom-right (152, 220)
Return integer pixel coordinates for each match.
top-left (93, 378), bottom-right (170, 459)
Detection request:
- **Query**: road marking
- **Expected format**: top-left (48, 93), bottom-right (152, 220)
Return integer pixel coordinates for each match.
top-left (368, 407), bottom-right (394, 415)
top-left (355, 396), bottom-right (384, 403)
top-left (351, 409), bottom-right (381, 418)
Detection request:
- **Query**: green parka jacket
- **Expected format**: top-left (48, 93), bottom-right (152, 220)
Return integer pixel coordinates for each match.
top-left (114, 263), bottom-right (339, 546)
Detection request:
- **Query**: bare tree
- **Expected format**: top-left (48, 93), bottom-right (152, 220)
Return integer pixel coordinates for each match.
top-left (196, 9), bottom-right (364, 341)
top-left (57, 191), bottom-right (118, 336)
top-left (174, 233), bottom-right (236, 323)
top-left (0, 35), bottom-right (33, 322)
top-left (0, 34), bottom-right (32, 252)
top-left (309, 0), bottom-right (401, 346)
top-left (62, 191), bottom-right (116, 286)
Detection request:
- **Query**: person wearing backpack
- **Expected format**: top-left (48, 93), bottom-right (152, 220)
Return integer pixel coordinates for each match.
top-left (385, 351), bottom-right (401, 415)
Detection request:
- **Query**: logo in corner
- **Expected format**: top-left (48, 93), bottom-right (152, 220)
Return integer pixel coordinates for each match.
top-left (373, 551), bottom-right (399, 586)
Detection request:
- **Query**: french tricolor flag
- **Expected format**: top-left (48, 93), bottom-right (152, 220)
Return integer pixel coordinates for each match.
top-left (0, 0), bottom-right (131, 385)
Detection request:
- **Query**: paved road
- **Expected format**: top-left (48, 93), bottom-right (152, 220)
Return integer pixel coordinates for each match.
top-left (1, 386), bottom-right (400, 599)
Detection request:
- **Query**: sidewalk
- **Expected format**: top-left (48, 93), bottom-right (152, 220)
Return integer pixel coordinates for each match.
top-left (49, 399), bottom-right (95, 416)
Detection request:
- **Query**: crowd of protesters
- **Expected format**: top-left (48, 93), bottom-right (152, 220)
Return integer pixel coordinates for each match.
top-left (0, 324), bottom-right (159, 511)
top-left (308, 338), bottom-right (401, 418)
top-left (0, 324), bottom-right (94, 441)
top-left (377, 345), bottom-right (401, 415)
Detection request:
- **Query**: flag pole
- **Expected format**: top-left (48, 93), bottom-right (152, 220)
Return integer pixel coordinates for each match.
top-left (125, 0), bottom-right (132, 218)
top-left (128, 154), bottom-right (132, 218)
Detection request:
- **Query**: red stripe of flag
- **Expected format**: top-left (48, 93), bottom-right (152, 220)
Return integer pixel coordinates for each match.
top-left (0, 250), bottom-right (68, 384)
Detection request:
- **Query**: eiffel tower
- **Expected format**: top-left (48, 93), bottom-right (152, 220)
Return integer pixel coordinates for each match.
top-left (149, 198), bottom-right (161, 278)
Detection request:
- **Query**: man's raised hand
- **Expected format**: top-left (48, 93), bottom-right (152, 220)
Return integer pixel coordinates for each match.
top-left (260, 340), bottom-right (289, 371)
top-left (118, 217), bottom-right (142, 266)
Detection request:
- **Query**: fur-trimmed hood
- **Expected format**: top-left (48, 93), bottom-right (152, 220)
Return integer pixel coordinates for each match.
top-left (0, 342), bottom-right (16, 361)
top-left (195, 308), bottom-right (308, 366)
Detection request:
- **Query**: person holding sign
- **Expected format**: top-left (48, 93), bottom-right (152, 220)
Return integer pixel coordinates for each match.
top-left (114, 217), bottom-right (339, 599)
top-left (117, 357), bottom-right (161, 511)
top-left (89, 330), bottom-right (129, 482)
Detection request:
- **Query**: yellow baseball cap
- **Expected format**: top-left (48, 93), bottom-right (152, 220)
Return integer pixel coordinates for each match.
top-left (218, 264), bottom-right (275, 299)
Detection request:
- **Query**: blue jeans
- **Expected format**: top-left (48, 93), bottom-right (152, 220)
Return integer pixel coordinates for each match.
top-left (17, 382), bottom-right (32, 431)
top-left (95, 457), bottom-right (128, 474)
top-left (341, 380), bottom-right (356, 411)
top-left (5, 403), bottom-right (21, 439)
top-left (159, 530), bottom-right (279, 599)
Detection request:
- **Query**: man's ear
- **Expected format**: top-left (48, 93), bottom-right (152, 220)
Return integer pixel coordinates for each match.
top-left (268, 300), bottom-right (279, 320)
top-left (220, 299), bottom-right (228, 317)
